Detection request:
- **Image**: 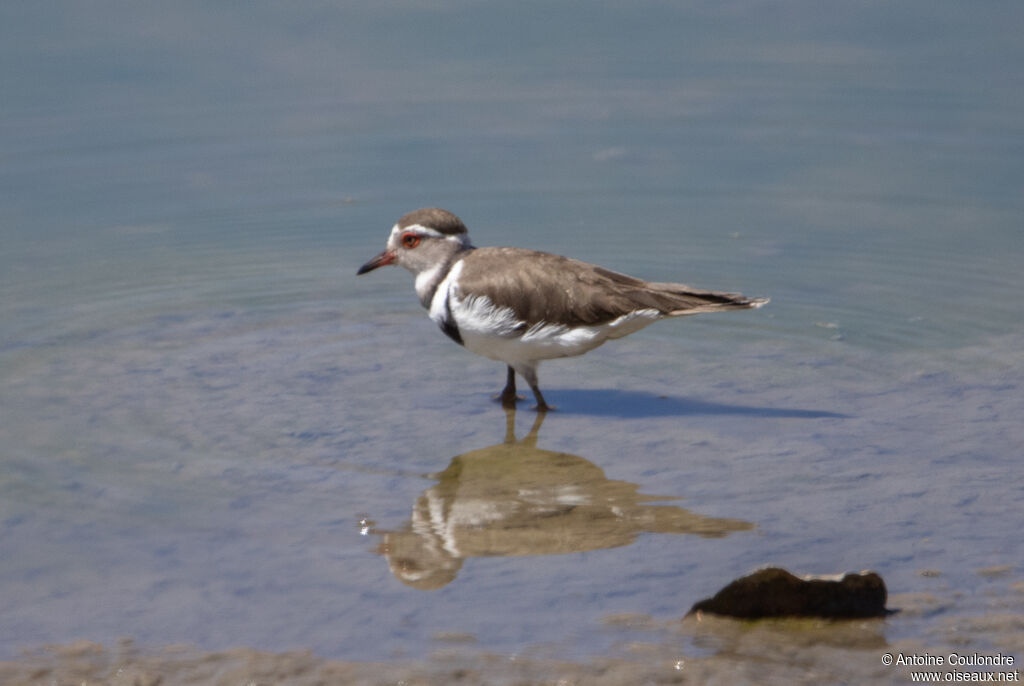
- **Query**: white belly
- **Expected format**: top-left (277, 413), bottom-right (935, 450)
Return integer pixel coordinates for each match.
top-left (452, 293), bottom-right (661, 364)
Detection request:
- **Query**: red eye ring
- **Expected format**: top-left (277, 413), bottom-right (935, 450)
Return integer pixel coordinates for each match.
top-left (401, 232), bottom-right (421, 249)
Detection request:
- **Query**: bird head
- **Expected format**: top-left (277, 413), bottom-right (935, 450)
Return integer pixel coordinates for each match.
top-left (357, 207), bottom-right (472, 277)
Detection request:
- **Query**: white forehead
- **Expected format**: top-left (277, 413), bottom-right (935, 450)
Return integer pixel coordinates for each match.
top-left (389, 223), bottom-right (470, 245)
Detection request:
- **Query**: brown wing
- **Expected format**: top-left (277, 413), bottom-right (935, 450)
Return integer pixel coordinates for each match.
top-left (456, 247), bottom-right (765, 327)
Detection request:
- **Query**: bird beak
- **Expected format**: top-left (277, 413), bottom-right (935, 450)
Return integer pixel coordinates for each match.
top-left (357, 250), bottom-right (396, 275)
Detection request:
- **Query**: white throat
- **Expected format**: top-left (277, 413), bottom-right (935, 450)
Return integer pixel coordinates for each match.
top-left (414, 263), bottom-right (445, 302)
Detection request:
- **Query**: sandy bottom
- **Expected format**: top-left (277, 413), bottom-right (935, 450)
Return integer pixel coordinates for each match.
top-left (5, 588), bottom-right (1022, 686)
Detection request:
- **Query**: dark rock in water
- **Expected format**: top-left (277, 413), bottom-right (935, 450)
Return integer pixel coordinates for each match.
top-left (689, 567), bottom-right (889, 619)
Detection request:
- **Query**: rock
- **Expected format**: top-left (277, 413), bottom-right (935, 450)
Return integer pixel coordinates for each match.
top-left (689, 567), bottom-right (890, 619)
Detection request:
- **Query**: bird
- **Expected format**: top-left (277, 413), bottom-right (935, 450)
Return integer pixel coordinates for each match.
top-left (357, 208), bottom-right (768, 411)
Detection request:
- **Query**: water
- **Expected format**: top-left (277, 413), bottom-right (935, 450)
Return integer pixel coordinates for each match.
top-left (2, 1), bottom-right (1023, 676)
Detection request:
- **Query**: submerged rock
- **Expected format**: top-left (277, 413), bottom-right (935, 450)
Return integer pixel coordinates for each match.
top-left (690, 567), bottom-right (889, 619)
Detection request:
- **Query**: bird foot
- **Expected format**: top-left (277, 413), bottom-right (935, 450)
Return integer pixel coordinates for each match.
top-left (493, 391), bottom-right (526, 408)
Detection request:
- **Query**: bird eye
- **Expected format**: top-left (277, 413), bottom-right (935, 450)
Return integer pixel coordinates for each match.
top-left (401, 232), bottom-right (421, 249)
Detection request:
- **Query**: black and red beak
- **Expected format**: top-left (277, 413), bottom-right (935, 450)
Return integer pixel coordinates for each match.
top-left (357, 250), bottom-right (396, 275)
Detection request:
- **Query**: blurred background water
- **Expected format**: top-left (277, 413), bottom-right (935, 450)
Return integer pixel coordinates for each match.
top-left (1, 0), bottom-right (1023, 668)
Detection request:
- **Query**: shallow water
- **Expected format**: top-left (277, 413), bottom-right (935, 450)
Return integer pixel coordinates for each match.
top-left (2, 1), bottom-right (1024, 676)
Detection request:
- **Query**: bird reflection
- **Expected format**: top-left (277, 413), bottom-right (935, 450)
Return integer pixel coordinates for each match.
top-left (375, 408), bottom-right (754, 589)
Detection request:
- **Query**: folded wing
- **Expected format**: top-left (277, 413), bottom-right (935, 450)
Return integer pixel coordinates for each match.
top-left (457, 247), bottom-right (767, 327)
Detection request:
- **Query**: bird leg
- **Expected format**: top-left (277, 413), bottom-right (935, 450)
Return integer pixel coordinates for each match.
top-left (494, 365), bottom-right (524, 408)
top-left (528, 382), bottom-right (552, 413)
top-left (516, 364), bottom-right (554, 412)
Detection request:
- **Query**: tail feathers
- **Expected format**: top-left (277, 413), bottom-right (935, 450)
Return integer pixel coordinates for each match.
top-left (640, 282), bottom-right (769, 317)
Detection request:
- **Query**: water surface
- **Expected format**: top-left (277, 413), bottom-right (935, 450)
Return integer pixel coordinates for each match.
top-left (2, 1), bottom-right (1023, 678)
